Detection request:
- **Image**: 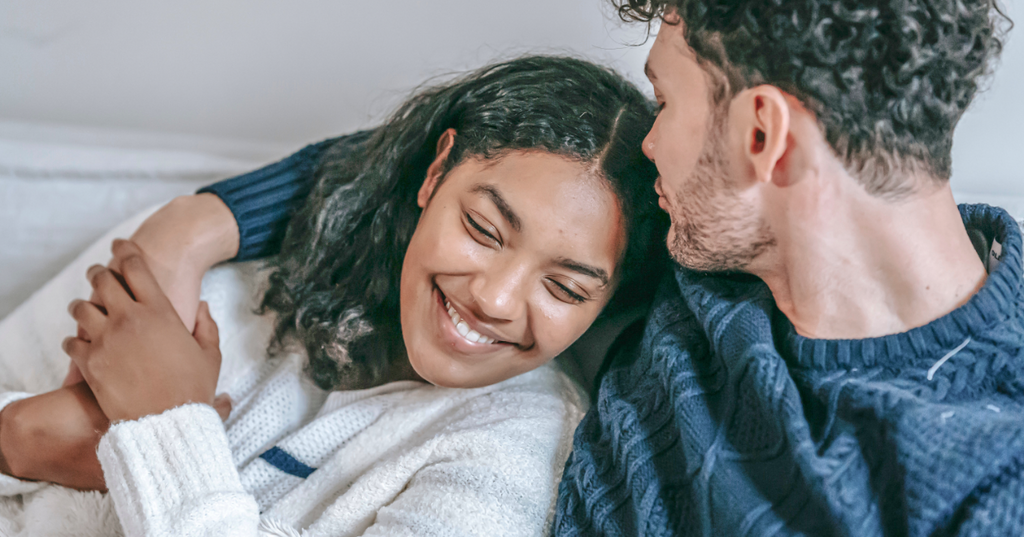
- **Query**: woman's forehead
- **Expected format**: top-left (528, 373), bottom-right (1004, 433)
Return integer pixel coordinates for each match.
top-left (448, 152), bottom-right (625, 264)
top-left (453, 152), bottom-right (618, 225)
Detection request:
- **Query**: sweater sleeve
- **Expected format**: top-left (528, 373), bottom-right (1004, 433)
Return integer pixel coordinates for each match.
top-left (0, 392), bottom-right (49, 497)
top-left (197, 129), bottom-right (373, 261)
top-left (97, 403), bottom-right (259, 537)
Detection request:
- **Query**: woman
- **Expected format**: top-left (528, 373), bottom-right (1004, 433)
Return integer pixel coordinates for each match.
top-left (0, 56), bottom-right (667, 536)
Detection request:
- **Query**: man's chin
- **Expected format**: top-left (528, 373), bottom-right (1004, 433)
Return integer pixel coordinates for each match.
top-left (668, 231), bottom-right (752, 273)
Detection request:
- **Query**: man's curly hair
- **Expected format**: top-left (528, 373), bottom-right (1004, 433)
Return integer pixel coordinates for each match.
top-left (617, 0), bottom-right (1011, 196)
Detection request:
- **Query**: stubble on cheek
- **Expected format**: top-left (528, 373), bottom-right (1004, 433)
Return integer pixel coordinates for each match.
top-left (665, 144), bottom-right (775, 273)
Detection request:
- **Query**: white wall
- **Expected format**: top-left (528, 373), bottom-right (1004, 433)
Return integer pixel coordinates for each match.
top-left (0, 0), bottom-right (652, 151)
top-left (0, 0), bottom-right (1020, 195)
top-left (950, 0), bottom-right (1023, 196)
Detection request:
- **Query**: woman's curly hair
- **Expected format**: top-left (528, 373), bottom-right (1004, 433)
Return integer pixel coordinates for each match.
top-left (260, 56), bottom-right (668, 390)
top-left (616, 0), bottom-right (1012, 196)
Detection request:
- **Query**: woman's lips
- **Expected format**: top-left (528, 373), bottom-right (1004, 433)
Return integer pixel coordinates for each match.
top-left (443, 298), bottom-right (497, 344)
top-left (433, 287), bottom-right (508, 355)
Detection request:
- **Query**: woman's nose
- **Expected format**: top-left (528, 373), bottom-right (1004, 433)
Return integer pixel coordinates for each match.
top-left (469, 262), bottom-right (528, 323)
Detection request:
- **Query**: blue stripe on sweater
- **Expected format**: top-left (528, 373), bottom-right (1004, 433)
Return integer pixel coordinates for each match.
top-left (259, 447), bottom-right (316, 478)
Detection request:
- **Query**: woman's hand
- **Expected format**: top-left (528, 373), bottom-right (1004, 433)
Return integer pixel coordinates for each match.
top-left (0, 383), bottom-right (109, 491)
top-left (63, 240), bottom-right (223, 423)
top-left (63, 193), bottom-right (239, 387)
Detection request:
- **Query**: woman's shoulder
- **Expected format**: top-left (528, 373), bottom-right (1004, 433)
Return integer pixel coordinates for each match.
top-left (382, 363), bottom-right (586, 456)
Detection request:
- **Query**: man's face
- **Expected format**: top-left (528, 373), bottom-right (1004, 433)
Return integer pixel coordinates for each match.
top-left (643, 20), bottom-right (774, 272)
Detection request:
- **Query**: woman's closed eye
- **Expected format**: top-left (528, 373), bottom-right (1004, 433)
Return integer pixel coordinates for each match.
top-left (544, 278), bottom-right (589, 305)
top-left (465, 212), bottom-right (502, 248)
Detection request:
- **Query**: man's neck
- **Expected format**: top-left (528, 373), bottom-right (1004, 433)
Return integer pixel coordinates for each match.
top-left (755, 181), bottom-right (988, 340)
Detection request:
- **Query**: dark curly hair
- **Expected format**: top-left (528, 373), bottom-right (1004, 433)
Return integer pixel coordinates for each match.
top-left (261, 56), bottom-right (669, 390)
top-left (616, 0), bottom-right (1011, 196)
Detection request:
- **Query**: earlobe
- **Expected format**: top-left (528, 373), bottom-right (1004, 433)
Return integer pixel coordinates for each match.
top-left (418, 128), bottom-right (457, 209)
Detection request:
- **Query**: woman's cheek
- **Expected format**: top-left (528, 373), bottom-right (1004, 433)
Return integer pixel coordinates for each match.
top-left (533, 302), bottom-right (589, 358)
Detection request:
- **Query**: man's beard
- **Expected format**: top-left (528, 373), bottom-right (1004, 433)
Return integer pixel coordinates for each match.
top-left (666, 110), bottom-right (775, 273)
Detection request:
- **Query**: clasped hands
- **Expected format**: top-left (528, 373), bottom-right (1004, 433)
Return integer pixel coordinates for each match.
top-left (0, 239), bottom-right (230, 491)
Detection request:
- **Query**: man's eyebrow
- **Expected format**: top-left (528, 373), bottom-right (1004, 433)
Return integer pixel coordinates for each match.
top-left (471, 184), bottom-right (521, 232)
top-left (644, 61), bottom-right (657, 81)
top-left (557, 258), bottom-right (610, 287)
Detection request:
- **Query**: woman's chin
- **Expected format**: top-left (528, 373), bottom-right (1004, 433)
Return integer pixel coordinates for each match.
top-left (407, 356), bottom-right (466, 388)
top-left (406, 351), bottom-right (504, 389)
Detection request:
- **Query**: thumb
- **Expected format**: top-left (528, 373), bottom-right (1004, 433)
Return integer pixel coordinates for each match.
top-left (63, 361), bottom-right (85, 388)
top-left (213, 394), bottom-right (233, 422)
top-left (193, 301), bottom-right (220, 351)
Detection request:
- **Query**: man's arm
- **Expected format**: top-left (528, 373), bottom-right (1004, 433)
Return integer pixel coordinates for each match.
top-left (197, 130), bottom-right (373, 261)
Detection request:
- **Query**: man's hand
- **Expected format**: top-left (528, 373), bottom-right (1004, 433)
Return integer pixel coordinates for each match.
top-left (0, 383), bottom-right (109, 491)
top-left (64, 241), bottom-right (223, 423)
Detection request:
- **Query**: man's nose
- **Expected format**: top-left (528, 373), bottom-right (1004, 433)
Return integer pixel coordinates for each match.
top-left (642, 128), bottom-right (657, 162)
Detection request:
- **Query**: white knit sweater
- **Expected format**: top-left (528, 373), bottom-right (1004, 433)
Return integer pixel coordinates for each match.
top-left (0, 209), bottom-right (586, 537)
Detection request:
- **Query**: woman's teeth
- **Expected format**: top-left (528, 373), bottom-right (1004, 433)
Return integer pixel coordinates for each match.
top-left (444, 298), bottom-right (496, 344)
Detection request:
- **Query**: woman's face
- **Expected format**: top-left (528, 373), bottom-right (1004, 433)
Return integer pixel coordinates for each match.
top-left (399, 138), bottom-right (626, 388)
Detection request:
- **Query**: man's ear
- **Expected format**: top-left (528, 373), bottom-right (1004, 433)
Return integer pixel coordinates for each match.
top-left (736, 85), bottom-right (790, 185)
top-left (418, 128), bottom-right (456, 209)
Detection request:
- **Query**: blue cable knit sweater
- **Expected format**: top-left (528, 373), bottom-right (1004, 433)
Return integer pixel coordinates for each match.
top-left (555, 203), bottom-right (1024, 536)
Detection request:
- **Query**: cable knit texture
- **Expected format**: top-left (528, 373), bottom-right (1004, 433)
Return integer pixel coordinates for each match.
top-left (0, 211), bottom-right (585, 537)
top-left (556, 204), bottom-right (1024, 536)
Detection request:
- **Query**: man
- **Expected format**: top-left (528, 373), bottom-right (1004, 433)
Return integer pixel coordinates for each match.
top-left (555, 0), bottom-right (1021, 535)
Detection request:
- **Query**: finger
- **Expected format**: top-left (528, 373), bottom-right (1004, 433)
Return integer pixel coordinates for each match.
top-left (117, 247), bottom-right (171, 307)
top-left (193, 301), bottom-right (221, 351)
top-left (62, 336), bottom-right (91, 371)
top-left (110, 237), bottom-right (142, 264)
top-left (87, 265), bottom-right (134, 312)
top-left (87, 289), bottom-right (108, 315)
top-left (67, 299), bottom-right (107, 338)
top-left (213, 394), bottom-right (233, 422)
top-left (62, 361), bottom-right (85, 388)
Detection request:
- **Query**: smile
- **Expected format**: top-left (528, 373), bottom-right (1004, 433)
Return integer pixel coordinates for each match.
top-left (443, 296), bottom-right (498, 344)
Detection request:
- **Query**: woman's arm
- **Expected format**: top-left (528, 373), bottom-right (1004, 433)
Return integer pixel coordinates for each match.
top-left (0, 385), bottom-right (109, 492)
top-left (0, 195), bottom-right (239, 491)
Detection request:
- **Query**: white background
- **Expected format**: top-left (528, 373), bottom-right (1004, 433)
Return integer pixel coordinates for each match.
top-left (0, 0), bottom-right (1020, 195)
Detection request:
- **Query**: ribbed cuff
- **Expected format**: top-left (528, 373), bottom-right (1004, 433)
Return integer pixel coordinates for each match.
top-left (98, 404), bottom-right (252, 536)
top-left (198, 139), bottom-right (331, 261)
top-left (0, 392), bottom-right (47, 496)
top-left (197, 130), bottom-right (373, 262)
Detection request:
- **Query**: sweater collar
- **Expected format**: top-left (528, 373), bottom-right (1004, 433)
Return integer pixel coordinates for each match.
top-left (775, 203), bottom-right (1023, 371)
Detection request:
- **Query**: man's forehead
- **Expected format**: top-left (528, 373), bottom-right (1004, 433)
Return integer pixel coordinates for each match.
top-left (646, 22), bottom-right (698, 79)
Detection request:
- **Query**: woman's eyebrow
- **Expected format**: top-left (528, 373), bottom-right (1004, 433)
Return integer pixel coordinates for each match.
top-left (556, 259), bottom-right (610, 287)
top-left (471, 184), bottom-right (521, 232)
